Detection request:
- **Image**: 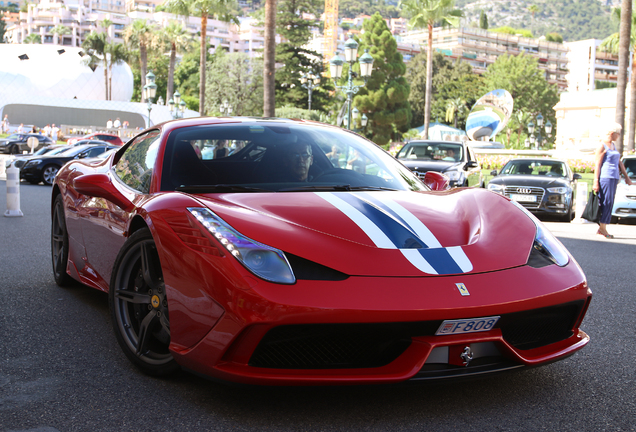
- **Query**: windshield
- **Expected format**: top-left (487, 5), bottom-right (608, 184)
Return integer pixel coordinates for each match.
top-left (624, 158), bottom-right (636, 179)
top-left (160, 123), bottom-right (426, 192)
top-left (58, 145), bottom-right (94, 157)
top-left (396, 142), bottom-right (463, 162)
top-left (6, 134), bottom-right (25, 141)
top-left (500, 160), bottom-right (567, 177)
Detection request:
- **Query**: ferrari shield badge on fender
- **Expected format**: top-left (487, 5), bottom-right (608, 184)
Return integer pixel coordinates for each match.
top-left (456, 283), bottom-right (470, 296)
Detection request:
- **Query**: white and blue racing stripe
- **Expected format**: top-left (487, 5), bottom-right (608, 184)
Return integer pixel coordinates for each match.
top-left (316, 192), bottom-right (473, 275)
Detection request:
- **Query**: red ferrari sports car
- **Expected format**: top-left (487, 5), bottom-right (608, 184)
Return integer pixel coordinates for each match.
top-left (51, 117), bottom-right (591, 385)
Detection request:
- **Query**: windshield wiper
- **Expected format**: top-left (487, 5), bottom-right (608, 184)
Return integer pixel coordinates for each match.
top-left (176, 184), bottom-right (270, 193)
top-left (279, 185), bottom-right (398, 192)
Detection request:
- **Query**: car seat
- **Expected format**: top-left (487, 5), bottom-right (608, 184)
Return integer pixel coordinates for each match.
top-left (170, 140), bottom-right (215, 188)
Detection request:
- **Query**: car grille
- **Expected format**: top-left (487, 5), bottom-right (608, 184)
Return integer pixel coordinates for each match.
top-left (248, 301), bottom-right (585, 369)
top-left (505, 186), bottom-right (545, 209)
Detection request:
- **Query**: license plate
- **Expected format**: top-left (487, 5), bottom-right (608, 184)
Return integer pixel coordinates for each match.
top-left (510, 194), bottom-right (536, 202)
top-left (435, 316), bottom-right (500, 335)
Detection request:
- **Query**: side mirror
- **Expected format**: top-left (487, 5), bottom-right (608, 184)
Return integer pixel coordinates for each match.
top-left (490, 169), bottom-right (498, 176)
top-left (465, 161), bottom-right (478, 170)
top-left (573, 173), bottom-right (582, 180)
top-left (423, 171), bottom-right (450, 191)
top-left (72, 173), bottom-right (133, 211)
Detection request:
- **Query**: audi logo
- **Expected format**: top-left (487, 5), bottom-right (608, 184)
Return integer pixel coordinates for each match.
top-left (516, 188), bottom-right (532, 194)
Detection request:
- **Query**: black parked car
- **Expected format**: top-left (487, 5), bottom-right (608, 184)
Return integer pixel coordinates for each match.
top-left (5, 144), bottom-right (68, 169)
top-left (0, 133), bottom-right (54, 154)
top-left (396, 140), bottom-right (483, 187)
top-left (487, 158), bottom-right (581, 222)
top-left (20, 143), bottom-right (118, 185)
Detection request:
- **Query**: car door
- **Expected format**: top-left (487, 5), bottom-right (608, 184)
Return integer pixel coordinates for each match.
top-left (464, 145), bottom-right (482, 187)
top-left (79, 131), bottom-right (161, 287)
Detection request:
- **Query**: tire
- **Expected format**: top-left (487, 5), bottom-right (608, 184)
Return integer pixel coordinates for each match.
top-left (9, 144), bottom-right (19, 155)
top-left (51, 194), bottom-right (74, 287)
top-left (42, 164), bottom-right (60, 186)
top-left (109, 228), bottom-right (179, 376)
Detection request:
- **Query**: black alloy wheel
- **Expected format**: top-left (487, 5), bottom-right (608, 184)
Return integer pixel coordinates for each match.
top-left (51, 194), bottom-right (73, 287)
top-left (9, 144), bottom-right (19, 155)
top-left (42, 164), bottom-right (60, 186)
top-left (109, 228), bottom-right (179, 376)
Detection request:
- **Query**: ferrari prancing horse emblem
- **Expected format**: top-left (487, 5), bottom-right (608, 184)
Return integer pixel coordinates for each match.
top-left (456, 283), bottom-right (470, 296)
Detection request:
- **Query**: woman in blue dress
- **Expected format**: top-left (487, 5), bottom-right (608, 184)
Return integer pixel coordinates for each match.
top-left (593, 123), bottom-right (633, 238)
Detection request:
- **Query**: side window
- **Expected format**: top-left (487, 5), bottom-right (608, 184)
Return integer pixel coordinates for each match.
top-left (115, 130), bottom-right (161, 193)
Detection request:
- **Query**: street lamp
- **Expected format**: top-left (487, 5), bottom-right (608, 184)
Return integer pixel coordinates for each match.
top-left (168, 90), bottom-right (185, 119)
top-left (142, 70), bottom-right (157, 127)
top-left (351, 107), bottom-right (369, 132)
top-left (300, 72), bottom-right (320, 111)
top-left (329, 36), bottom-right (374, 130)
top-left (220, 100), bottom-right (233, 116)
top-left (527, 114), bottom-right (553, 149)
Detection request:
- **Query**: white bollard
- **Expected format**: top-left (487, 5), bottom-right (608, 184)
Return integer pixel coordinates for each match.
top-left (573, 181), bottom-right (588, 223)
top-left (4, 161), bottom-right (23, 217)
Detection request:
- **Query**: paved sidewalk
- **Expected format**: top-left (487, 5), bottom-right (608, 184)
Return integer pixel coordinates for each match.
top-left (544, 219), bottom-right (636, 245)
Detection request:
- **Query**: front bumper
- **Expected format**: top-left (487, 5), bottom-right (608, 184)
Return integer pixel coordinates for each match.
top-left (168, 261), bottom-right (591, 386)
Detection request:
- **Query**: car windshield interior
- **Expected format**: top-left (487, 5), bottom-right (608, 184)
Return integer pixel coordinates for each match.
top-left (160, 123), bottom-right (426, 192)
top-left (501, 160), bottom-right (567, 177)
top-left (623, 159), bottom-right (636, 179)
top-left (396, 142), bottom-right (463, 162)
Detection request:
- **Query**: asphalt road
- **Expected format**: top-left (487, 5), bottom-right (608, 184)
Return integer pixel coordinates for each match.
top-left (1, 182), bottom-right (635, 432)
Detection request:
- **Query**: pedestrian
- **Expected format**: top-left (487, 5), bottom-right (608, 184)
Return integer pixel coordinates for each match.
top-left (107, 119), bottom-right (113, 129)
top-left (122, 120), bottom-right (129, 129)
top-left (17, 123), bottom-right (24, 133)
top-left (113, 118), bottom-right (121, 128)
top-left (43, 124), bottom-right (51, 137)
top-left (51, 124), bottom-right (60, 142)
top-left (593, 122), bottom-right (634, 238)
top-left (1, 115), bottom-right (8, 134)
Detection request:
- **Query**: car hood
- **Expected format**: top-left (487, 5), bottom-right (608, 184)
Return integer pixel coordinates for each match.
top-left (489, 175), bottom-right (571, 187)
top-left (185, 188), bottom-right (536, 277)
top-left (399, 160), bottom-right (460, 172)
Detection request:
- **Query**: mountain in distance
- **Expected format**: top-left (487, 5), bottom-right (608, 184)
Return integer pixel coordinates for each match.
top-left (453, 0), bottom-right (618, 42)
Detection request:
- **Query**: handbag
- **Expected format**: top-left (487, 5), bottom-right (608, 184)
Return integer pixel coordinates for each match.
top-left (582, 191), bottom-right (600, 223)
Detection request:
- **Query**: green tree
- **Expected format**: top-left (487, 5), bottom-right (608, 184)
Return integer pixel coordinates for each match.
top-left (601, 6), bottom-right (636, 152)
top-left (205, 51), bottom-right (264, 116)
top-left (545, 32), bottom-right (563, 43)
top-left (82, 32), bottom-right (108, 99)
top-left (479, 10), bottom-right (488, 30)
top-left (445, 97), bottom-right (466, 128)
top-left (124, 19), bottom-right (156, 102)
top-left (158, 21), bottom-right (192, 103)
top-left (23, 33), bottom-right (42, 44)
top-left (174, 43), bottom-right (201, 110)
top-left (481, 53), bottom-right (559, 144)
top-left (400, 0), bottom-right (462, 139)
top-left (263, 0), bottom-right (276, 116)
top-left (354, 13), bottom-right (411, 145)
top-left (273, 0), bottom-right (327, 111)
top-left (165, 0), bottom-right (237, 116)
top-left (105, 42), bottom-right (128, 100)
top-left (51, 25), bottom-right (70, 45)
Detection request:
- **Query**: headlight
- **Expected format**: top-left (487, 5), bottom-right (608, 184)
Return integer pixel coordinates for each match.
top-left (188, 207), bottom-right (296, 284)
top-left (445, 170), bottom-right (462, 181)
top-left (24, 159), bottom-right (41, 167)
top-left (547, 186), bottom-right (570, 194)
top-left (511, 202), bottom-right (569, 267)
top-left (487, 183), bottom-right (505, 194)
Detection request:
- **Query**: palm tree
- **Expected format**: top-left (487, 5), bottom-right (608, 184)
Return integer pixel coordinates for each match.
top-left (445, 97), bottom-right (466, 128)
top-left (124, 19), bottom-right (155, 102)
top-left (602, 4), bottom-right (634, 153)
top-left (51, 25), bottom-right (70, 45)
top-left (164, 0), bottom-right (238, 116)
top-left (263, 0), bottom-right (276, 117)
top-left (617, 0), bottom-right (632, 153)
top-left (400, 0), bottom-right (462, 139)
top-left (23, 33), bottom-right (42, 44)
top-left (528, 4), bottom-right (539, 32)
top-left (159, 21), bottom-right (192, 102)
top-left (101, 19), bottom-right (113, 40)
top-left (82, 32), bottom-right (109, 100)
top-left (105, 42), bottom-right (128, 100)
